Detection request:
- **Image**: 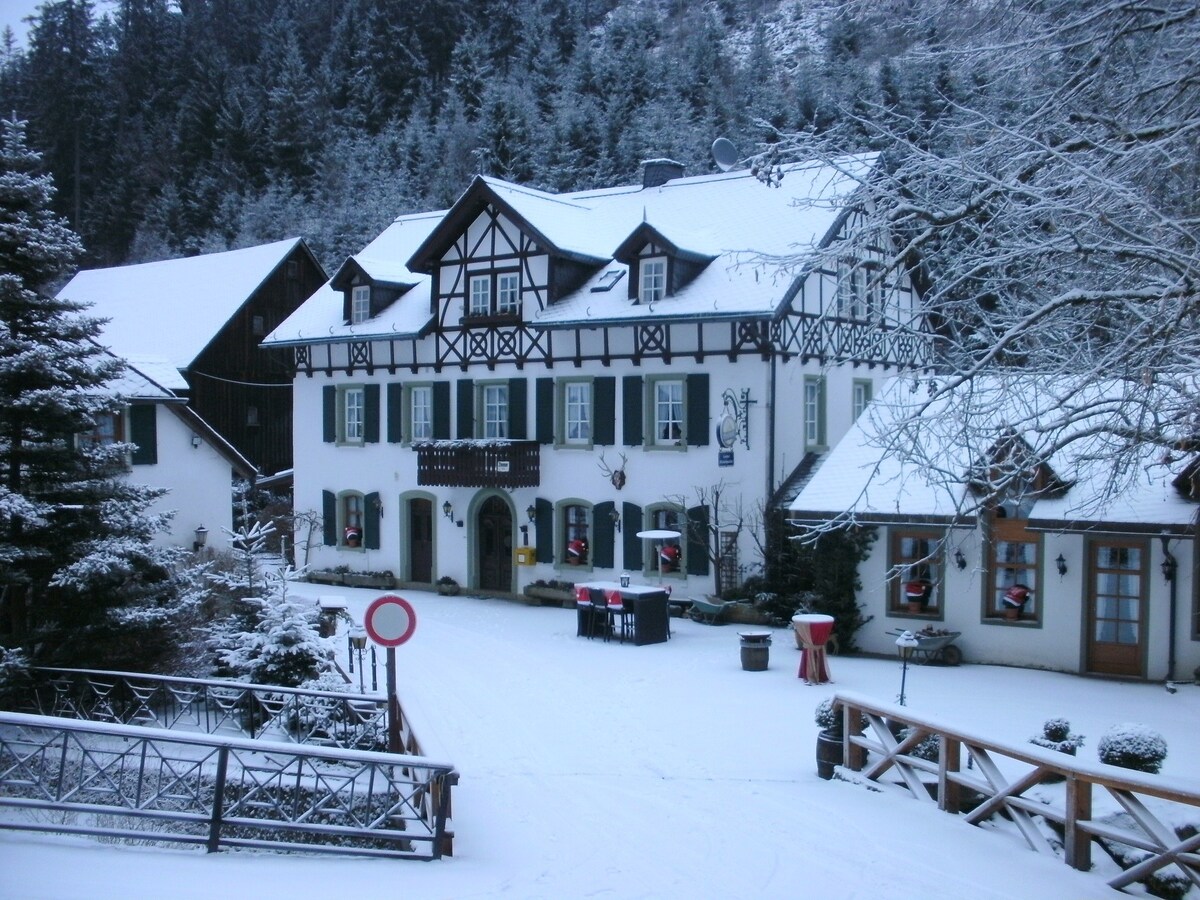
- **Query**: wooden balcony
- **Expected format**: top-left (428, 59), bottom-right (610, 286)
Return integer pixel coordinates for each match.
top-left (416, 440), bottom-right (540, 488)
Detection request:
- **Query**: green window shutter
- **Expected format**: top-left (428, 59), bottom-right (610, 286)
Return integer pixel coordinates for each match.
top-left (508, 378), bottom-right (527, 439)
top-left (593, 501), bottom-right (615, 568)
top-left (535, 378), bottom-right (554, 444)
top-left (322, 490), bottom-right (337, 545)
top-left (457, 379), bottom-right (474, 438)
top-left (365, 492), bottom-right (381, 549)
top-left (432, 382), bottom-right (450, 439)
top-left (687, 504), bottom-right (710, 575)
top-left (386, 383), bottom-right (404, 443)
top-left (594, 377), bottom-right (615, 446)
top-left (686, 373), bottom-right (709, 447)
top-left (364, 384), bottom-right (380, 443)
top-left (322, 386), bottom-right (336, 442)
top-left (622, 376), bottom-right (643, 446)
top-left (622, 501), bottom-right (643, 570)
top-left (129, 404), bottom-right (157, 465)
top-left (535, 497), bottom-right (554, 563)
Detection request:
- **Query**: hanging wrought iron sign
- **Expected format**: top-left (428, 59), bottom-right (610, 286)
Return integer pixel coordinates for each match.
top-left (716, 388), bottom-right (753, 466)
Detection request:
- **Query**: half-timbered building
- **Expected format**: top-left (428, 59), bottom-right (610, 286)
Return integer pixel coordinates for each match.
top-left (266, 155), bottom-right (926, 595)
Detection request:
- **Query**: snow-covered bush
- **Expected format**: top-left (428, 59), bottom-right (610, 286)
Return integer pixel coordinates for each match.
top-left (1097, 723), bottom-right (1167, 774)
top-left (814, 697), bottom-right (840, 731)
top-left (0, 646), bottom-right (31, 709)
top-left (902, 727), bottom-right (941, 762)
top-left (1029, 717), bottom-right (1084, 755)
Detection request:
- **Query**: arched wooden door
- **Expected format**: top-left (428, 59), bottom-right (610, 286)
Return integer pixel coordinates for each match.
top-left (477, 496), bottom-right (513, 592)
top-left (408, 497), bottom-right (433, 584)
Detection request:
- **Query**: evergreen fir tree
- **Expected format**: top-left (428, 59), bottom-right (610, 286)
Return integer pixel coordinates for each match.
top-left (0, 117), bottom-right (182, 669)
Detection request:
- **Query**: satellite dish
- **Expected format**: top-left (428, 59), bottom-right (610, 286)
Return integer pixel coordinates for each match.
top-left (711, 137), bottom-right (738, 171)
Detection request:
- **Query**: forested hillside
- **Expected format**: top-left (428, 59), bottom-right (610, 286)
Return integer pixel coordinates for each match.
top-left (0, 0), bottom-right (942, 272)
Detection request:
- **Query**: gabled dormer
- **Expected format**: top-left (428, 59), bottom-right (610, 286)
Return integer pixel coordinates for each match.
top-left (330, 257), bottom-right (416, 325)
top-left (966, 432), bottom-right (1070, 516)
top-left (612, 223), bottom-right (717, 305)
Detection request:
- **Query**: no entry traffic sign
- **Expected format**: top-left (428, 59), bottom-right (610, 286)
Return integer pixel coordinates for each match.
top-left (363, 594), bottom-right (417, 647)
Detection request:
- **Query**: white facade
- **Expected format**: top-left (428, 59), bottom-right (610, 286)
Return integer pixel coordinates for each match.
top-left (271, 159), bottom-right (923, 597)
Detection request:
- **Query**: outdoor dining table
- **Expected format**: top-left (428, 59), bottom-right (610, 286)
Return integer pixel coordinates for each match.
top-left (575, 581), bottom-right (671, 645)
top-left (793, 613), bottom-right (835, 684)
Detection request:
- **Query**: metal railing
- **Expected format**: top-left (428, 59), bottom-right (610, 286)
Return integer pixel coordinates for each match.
top-left (0, 711), bottom-right (457, 859)
top-left (833, 691), bottom-right (1200, 894)
top-left (26, 668), bottom-right (409, 754)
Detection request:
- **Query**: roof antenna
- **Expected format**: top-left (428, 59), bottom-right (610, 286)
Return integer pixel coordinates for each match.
top-left (711, 137), bottom-right (738, 172)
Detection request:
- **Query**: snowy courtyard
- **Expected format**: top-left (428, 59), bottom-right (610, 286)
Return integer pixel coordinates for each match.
top-left (6, 580), bottom-right (1200, 899)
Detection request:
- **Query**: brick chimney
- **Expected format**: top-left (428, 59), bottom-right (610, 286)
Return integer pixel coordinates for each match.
top-left (642, 158), bottom-right (685, 189)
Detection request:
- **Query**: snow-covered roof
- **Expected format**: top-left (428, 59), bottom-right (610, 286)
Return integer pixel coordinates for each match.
top-left (101, 356), bottom-right (182, 401)
top-left (58, 238), bottom-right (306, 369)
top-left (264, 156), bottom-right (876, 346)
top-left (789, 377), bottom-right (1198, 531)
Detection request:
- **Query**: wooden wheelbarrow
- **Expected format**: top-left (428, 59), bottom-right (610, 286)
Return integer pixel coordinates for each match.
top-left (688, 596), bottom-right (734, 625)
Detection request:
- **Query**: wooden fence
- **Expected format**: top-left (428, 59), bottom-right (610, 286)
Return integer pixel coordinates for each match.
top-left (832, 691), bottom-right (1200, 894)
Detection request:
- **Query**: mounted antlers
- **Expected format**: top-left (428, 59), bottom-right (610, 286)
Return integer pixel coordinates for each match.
top-left (598, 450), bottom-right (628, 490)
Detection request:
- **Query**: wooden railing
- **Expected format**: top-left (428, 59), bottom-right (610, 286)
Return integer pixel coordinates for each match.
top-left (833, 691), bottom-right (1200, 894)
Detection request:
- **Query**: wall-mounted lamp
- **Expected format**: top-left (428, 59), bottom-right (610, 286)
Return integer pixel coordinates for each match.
top-left (193, 524), bottom-right (208, 553)
top-left (1160, 536), bottom-right (1178, 582)
top-left (610, 508), bottom-right (622, 533)
top-left (372, 496), bottom-right (384, 519)
top-left (953, 548), bottom-right (966, 571)
top-left (526, 504), bottom-right (536, 524)
top-left (191, 434), bottom-right (202, 449)
top-left (1055, 553), bottom-right (1067, 578)
top-left (443, 500), bottom-right (453, 520)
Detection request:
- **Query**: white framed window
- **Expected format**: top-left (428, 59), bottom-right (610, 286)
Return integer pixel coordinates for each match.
top-left (803, 377), bottom-right (825, 448)
top-left (481, 383), bottom-right (508, 438)
top-left (646, 504), bottom-right (684, 575)
top-left (408, 385), bottom-right (432, 441)
top-left (852, 380), bottom-right (872, 420)
top-left (351, 285), bottom-right (371, 324)
top-left (561, 502), bottom-right (592, 568)
top-left (341, 386), bottom-right (365, 444)
top-left (639, 257), bottom-right (666, 304)
top-left (653, 378), bottom-right (684, 446)
top-left (469, 274), bottom-right (491, 316)
top-left (563, 380), bottom-right (592, 445)
top-left (497, 271), bottom-right (520, 314)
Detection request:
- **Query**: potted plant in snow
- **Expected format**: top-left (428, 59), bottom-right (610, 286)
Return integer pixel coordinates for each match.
top-left (436, 575), bottom-right (460, 596)
top-left (815, 698), bottom-right (844, 779)
top-left (1029, 717), bottom-right (1084, 783)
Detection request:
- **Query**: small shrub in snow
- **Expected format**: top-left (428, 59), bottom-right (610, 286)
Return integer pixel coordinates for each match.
top-left (901, 727), bottom-right (940, 762)
top-left (814, 697), bottom-right (840, 731)
top-left (1097, 723), bottom-right (1167, 774)
top-left (1029, 717), bottom-right (1084, 754)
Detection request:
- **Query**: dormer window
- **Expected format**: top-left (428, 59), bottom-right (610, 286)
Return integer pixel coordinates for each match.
top-left (639, 257), bottom-right (666, 304)
top-left (351, 285), bottom-right (371, 324)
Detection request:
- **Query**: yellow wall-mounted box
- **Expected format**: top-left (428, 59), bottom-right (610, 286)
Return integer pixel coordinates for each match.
top-left (514, 546), bottom-right (536, 565)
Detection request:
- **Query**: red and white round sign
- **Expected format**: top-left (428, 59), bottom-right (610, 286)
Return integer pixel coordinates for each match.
top-left (363, 594), bottom-right (417, 647)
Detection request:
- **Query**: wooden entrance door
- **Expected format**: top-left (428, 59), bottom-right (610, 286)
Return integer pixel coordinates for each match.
top-left (408, 498), bottom-right (433, 584)
top-left (478, 496), bottom-right (512, 592)
top-left (1085, 540), bottom-right (1147, 677)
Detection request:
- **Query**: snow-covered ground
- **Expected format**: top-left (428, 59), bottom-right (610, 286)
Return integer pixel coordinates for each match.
top-left (5, 579), bottom-right (1199, 900)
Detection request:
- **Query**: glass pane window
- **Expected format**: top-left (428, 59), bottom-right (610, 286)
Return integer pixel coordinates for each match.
top-left (341, 493), bottom-right (363, 547)
top-left (351, 286), bottom-right (371, 324)
top-left (891, 532), bottom-right (940, 612)
top-left (563, 504), bottom-right (590, 566)
top-left (640, 258), bottom-right (666, 304)
top-left (852, 381), bottom-right (871, 420)
top-left (343, 387), bottom-right (364, 442)
top-left (497, 272), bottom-right (519, 314)
top-left (992, 540), bottom-right (1038, 615)
top-left (565, 382), bottom-right (591, 443)
top-left (654, 380), bottom-right (683, 445)
top-left (803, 379), bottom-right (824, 446)
top-left (1092, 544), bottom-right (1142, 645)
top-left (469, 275), bottom-right (491, 316)
top-left (482, 384), bottom-right (508, 438)
top-left (410, 386), bottom-right (432, 441)
top-left (84, 411), bottom-right (122, 446)
top-left (649, 507), bottom-right (683, 574)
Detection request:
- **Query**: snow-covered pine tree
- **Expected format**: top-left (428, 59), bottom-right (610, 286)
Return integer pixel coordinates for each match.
top-left (0, 117), bottom-right (184, 670)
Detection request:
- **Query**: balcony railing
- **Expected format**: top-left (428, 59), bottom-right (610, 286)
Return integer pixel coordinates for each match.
top-left (416, 439), bottom-right (540, 488)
